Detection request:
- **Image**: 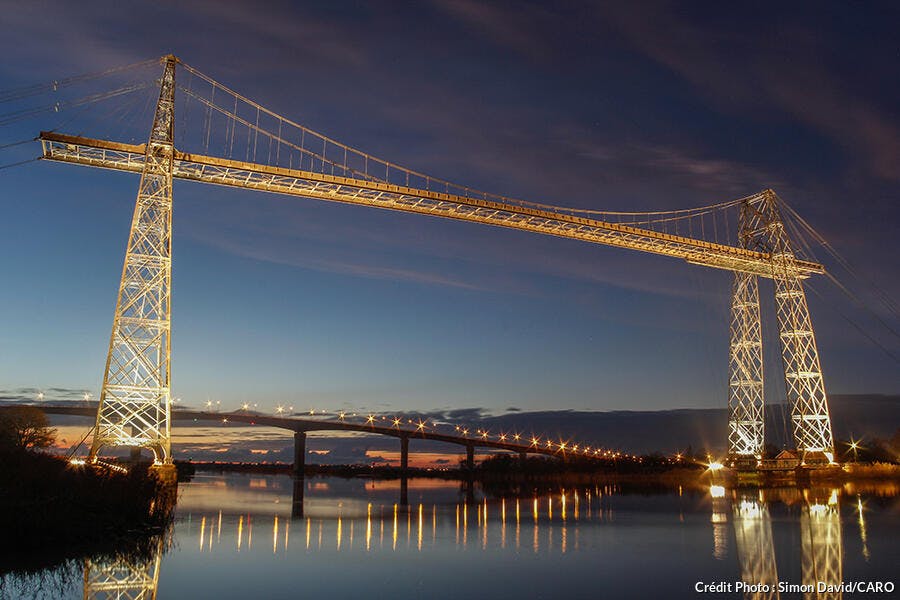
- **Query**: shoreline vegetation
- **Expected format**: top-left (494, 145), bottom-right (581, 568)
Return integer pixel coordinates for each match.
top-left (0, 450), bottom-right (174, 577)
top-left (0, 406), bottom-right (173, 577)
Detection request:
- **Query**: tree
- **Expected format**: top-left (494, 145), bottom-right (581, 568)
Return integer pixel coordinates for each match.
top-left (0, 406), bottom-right (57, 451)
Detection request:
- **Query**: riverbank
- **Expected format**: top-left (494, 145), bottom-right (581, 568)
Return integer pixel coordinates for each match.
top-left (0, 451), bottom-right (174, 575)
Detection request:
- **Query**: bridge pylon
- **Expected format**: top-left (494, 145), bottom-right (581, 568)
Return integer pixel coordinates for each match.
top-left (727, 191), bottom-right (835, 464)
top-left (89, 56), bottom-right (177, 464)
top-left (727, 200), bottom-right (766, 461)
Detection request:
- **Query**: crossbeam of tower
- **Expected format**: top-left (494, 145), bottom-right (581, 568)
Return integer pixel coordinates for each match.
top-left (30, 56), bottom-right (836, 465)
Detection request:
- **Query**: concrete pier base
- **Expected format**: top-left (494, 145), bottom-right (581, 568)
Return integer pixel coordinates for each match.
top-left (293, 431), bottom-right (306, 476)
top-left (400, 435), bottom-right (409, 473)
top-left (400, 436), bottom-right (409, 506)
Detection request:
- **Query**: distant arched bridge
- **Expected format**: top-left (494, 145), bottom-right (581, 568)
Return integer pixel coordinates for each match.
top-left (18, 404), bottom-right (592, 473)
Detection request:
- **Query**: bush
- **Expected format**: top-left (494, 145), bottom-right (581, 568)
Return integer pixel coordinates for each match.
top-left (0, 406), bottom-right (56, 451)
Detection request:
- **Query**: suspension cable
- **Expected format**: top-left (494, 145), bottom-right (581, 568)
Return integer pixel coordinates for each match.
top-left (0, 58), bottom-right (157, 104)
top-left (0, 83), bottom-right (150, 127)
top-left (0, 156), bottom-right (40, 172)
top-left (178, 60), bottom-right (760, 222)
top-left (779, 196), bottom-right (900, 320)
top-left (0, 137), bottom-right (36, 151)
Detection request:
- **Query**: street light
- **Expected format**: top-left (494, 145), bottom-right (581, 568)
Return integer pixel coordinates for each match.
top-left (849, 439), bottom-right (861, 462)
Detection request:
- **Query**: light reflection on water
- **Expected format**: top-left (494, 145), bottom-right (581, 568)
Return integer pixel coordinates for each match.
top-left (3, 475), bottom-right (898, 599)
top-left (178, 478), bottom-right (628, 557)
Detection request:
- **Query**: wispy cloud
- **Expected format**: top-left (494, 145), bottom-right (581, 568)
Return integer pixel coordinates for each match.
top-left (428, 0), bottom-right (559, 63)
top-left (187, 224), bottom-right (486, 291)
top-left (594, 3), bottom-right (900, 181)
top-left (0, 387), bottom-right (91, 402)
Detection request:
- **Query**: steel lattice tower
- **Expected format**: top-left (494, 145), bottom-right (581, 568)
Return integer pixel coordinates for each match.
top-left (89, 56), bottom-right (176, 464)
top-left (729, 191), bottom-right (835, 461)
top-left (727, 201), bottom-right (766, 459)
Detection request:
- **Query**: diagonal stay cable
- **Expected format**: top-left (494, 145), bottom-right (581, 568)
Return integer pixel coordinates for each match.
top-left (0, 58), bottom-right (157, 104)
top-left (0, 83), bottom-right (150, 127)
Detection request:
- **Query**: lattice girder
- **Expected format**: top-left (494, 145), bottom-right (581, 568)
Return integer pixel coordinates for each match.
top-left (39, 133), bottom-right (825, 280)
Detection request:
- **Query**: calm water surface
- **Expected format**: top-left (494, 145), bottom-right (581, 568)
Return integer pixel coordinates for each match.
top-left (4, 474), bottom-right (898, 599)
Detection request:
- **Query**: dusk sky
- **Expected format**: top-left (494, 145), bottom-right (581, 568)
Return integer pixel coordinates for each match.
top-left (1, 1), bottom-right (897, 427)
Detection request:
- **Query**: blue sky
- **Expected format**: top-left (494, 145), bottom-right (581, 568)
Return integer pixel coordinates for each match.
top-left (0, 1), bottom-right (897, 417)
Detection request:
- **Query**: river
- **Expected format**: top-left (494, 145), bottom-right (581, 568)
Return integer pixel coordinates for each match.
top-left (2, 473), bottom-right (898, 599)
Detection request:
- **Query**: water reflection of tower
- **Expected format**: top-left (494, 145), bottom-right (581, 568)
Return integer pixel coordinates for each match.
top-left (719, 487), bottom-right (845, 600)
top-left (801, 490), bottom-right (842, 600)
top-left (732, 492), bottom-right (780, 600)
top-left (710, 486), bottom-right (729, 560)
top-left (82, 536), bottom-right (163, 600)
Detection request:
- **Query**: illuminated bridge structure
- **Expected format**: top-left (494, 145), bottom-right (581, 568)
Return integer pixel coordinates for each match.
top-left (30, 55), bottom-right (836, 466)
top-left (31, 404), bottom-right (591, 474)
